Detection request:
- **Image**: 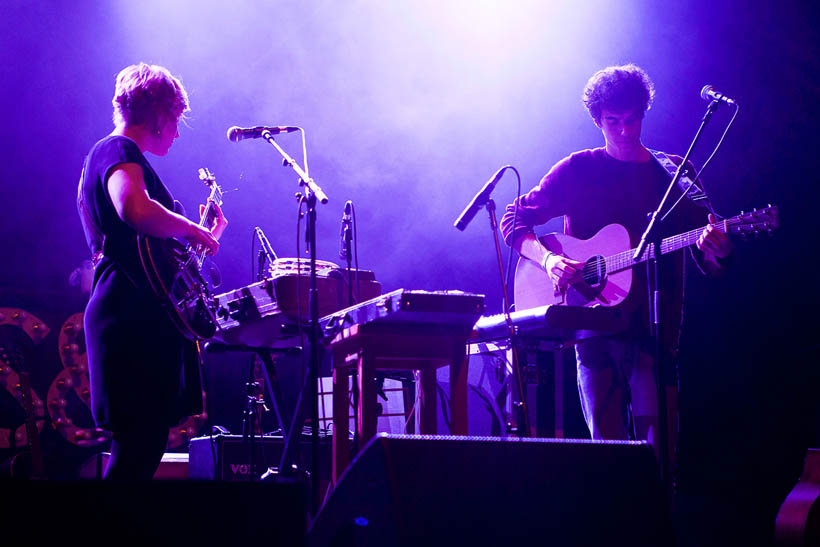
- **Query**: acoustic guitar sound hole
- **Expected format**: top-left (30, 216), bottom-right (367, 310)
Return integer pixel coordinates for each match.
top-left (582, 255), bottom-right (606, 286)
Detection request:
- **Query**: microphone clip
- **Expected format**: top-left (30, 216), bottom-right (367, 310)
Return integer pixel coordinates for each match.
top-left (340, 201), bottom-right (353, 261)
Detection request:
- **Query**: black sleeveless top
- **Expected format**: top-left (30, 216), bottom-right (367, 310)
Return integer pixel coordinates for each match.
top-left (78, 135), bottom-right (201, 431)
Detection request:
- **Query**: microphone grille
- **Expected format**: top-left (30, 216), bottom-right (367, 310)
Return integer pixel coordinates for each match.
top-left (700, 85), bottom-right (714, 101)
top-left (226, 126), bottom-right (241, 142)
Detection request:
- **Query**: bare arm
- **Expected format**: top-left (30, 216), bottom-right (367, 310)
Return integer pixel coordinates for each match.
top-left (107, 163), bottom-right (219, 254)
top-left (513, 232), bottom-right (550, 265)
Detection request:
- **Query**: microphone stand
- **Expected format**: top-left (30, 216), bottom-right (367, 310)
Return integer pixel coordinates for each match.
top-left (485, 199), bottom-right (529, 437)
top-left (341, 212), bottom-right (359, 453)
top-left (454, 165), bottom-right (528, 436)
top-left (632, 99), bottom-right (720, 493)
top-left (244, 249), bottom-right (266, 480)
top-left (259, 129), bottom-right (327, 517)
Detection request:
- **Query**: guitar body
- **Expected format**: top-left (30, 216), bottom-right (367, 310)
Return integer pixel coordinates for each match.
top-left (137, 234), bottom-right (217, 340)
top-left (514, 223), bottom-right (632, 311)
top-left (775, 449), bottom-right (820, 546)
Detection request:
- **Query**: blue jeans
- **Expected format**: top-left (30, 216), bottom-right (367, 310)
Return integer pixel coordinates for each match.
top-left (575, 336), bottom-right (660, 445)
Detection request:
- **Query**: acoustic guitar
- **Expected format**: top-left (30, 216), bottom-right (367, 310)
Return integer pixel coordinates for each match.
top-left (514, 206), bottom-right (779, 311)
top-left (775, 449), bottom-right (820, 546)
top-left (137, 168), bottom-right (223, 340)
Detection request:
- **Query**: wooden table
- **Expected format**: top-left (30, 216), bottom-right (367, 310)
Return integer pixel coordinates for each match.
top-left (329, 322), bottom-right (472, 483)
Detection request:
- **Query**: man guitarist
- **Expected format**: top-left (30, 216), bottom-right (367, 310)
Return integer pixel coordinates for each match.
top-left (77, 63), bottom-right (227, 479)
top-left (500, 64), bottom-right (733, 462)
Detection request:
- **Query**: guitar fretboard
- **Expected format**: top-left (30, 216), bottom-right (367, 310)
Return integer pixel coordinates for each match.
top-left (605, 219), bottom-right (729, 274)
top-left (193, 173), bottom-right (222, 269)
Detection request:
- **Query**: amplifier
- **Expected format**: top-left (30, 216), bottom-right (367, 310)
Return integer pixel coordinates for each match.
top-left (188, 434), bottom-right (331, 481)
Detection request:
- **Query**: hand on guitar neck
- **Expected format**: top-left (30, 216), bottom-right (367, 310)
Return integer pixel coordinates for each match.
top-left (199, 199), bottom-right (228, 241)
top-left (188, 172), bottom-right (228, 255)
top-left (696, 213), bottom-right (734, 274)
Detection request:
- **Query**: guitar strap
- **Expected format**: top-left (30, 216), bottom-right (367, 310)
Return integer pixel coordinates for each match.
top-left (648, 149), bottom-right (715, 214)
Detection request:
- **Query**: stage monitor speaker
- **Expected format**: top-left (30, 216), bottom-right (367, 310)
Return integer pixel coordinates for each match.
top-left (308, 434), bottom-right (673, 546)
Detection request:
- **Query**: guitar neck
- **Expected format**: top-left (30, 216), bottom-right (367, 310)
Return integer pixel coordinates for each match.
top-left (193, 185), bottom-right (222, 266)
top-left (198, 199), bottom-right (218, 228)
top-left (606, 220), bottom-right (727, 274)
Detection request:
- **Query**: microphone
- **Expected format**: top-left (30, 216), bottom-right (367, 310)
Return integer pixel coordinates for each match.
top-left (700, 85), bottom-right (736, 106)
top-left (339, 200), bottom-right (353, 261)
top-left (227, 125), bottom-right (300, 142)
top-left (453, 166), bottom-right (508, 231)
top-left (254, 226), bottom-right (278, 263)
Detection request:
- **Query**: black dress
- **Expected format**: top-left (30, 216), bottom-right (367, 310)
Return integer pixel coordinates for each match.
top-left (77, 135), bottom-right (202, 433)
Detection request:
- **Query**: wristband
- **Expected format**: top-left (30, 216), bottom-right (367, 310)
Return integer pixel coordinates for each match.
top-left (541, 251), bottom-right (553, 271)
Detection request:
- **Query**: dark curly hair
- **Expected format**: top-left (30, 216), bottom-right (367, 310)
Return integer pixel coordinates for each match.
top-left (582, 64), bottom-right (655, 124)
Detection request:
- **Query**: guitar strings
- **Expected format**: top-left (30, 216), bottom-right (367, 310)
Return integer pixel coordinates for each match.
top-left (578, 213), bottom-right (771, 281)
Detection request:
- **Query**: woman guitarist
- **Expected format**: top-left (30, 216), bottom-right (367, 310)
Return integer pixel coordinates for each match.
top-left (77, 63), bottom-right (227, 479)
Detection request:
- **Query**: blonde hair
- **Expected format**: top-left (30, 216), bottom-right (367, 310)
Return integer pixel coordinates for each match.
top-left (112, 63), bottom-right (189, 131)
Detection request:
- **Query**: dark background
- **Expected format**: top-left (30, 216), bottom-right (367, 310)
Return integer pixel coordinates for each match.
top-left (1, 2), bottom-right (818, 544)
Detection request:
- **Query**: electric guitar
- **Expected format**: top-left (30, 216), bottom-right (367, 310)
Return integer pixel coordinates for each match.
top-left (137, 168), bottom-right (223, 340)
top-left (514, 206), bottom-right (779, 311)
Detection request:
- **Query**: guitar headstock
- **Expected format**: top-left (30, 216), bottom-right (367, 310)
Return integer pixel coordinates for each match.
top-left (727, 205), bottom-right (779, 239)
top-left (198, 167), bottom-right (223, 207)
